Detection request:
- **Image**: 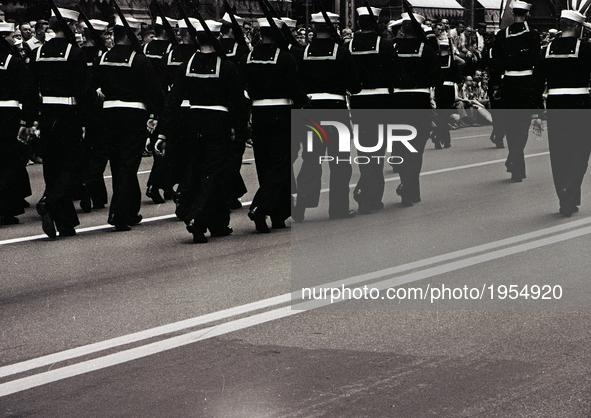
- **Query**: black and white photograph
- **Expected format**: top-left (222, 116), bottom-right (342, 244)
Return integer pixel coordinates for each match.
top-left (1, 0), bottom-right (591, 416)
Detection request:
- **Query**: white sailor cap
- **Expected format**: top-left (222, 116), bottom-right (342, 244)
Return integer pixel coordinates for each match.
top-left (155, 16), bottom-right (177, 27)
top-left (511, 0), bottom-right (532, 10)
top-left (115, 16), bottom-right (142, 30)
top-left (387, 18), bottom-right (403, 29)
top-left (548, 28), bottom-right (558, 34)
top-left (561, 9), bottom-right (585, 23)
top-left (177, 17), bottom-right (200, 29)
top-left (356, 7), bottom-right (381, 17)
top-left (282, 17), bottom-right (297, 28)
top-left (221, 12), bottom-right (245, 25)
top-left (195, 19), bottom-right (222, 32)
top-left (0, 21), bottom-right (15, 33)
top-left (311, 12), bottom-right (339, 23)
top-left (257, 17), bottom-right (283, 28)
top-left (401, 12), bottom-right (425, 24)
top-left (51, 7), bottom-right (80, 22)
top-left (86, 19), bottom-right (108, 31)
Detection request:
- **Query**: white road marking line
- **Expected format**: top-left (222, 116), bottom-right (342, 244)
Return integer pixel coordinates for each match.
top-left (1, 215), bottom-right (590, 381)
top-left (2, 220), bottom-right (589, 397)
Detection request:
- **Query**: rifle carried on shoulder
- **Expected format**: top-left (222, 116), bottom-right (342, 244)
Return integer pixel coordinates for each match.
top-left (223, 0), bottom-right (248, 47)
top-left (315, 0), bottom-right (342, 45)
top-left (402, 0), bottom-right (427, 43)
top-left (365, 0), bottom-right (379, 33)
top-left (256, 0), bottom-right (289, 50)
top-left (263, 0), bottom-right (298, 47)
top-left (46, 0), bottom-right (78, 45)
top-left (174, 0), bottom-right (200, 45)
top-left (189, 0), bottom-right (225, 58)
top-left (150, 0), bottom-right (179, 46)
top-left (76, 5), bottom-right (108, 51)
top-left (112, 0), bottom-right (143, 51)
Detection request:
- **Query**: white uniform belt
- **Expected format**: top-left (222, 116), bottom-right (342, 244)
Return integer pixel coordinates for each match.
top-left (0, 100), bottom-right (20, 108)
top-left (393, 88), bottom-right (430, 94)
top-left (547, 87), bottom-right (589, 95)
top-left (42, 96), bottom-right (77, 105)
top-left (103, 100), bottom-right (147, 110)
top-left (190, 104), bottom-right (229, 112)
top-left (180, 100), bottom-right (191, 108)
top-left (442, 81), bottom-right (456, 87)
top-left (352, 88), bottom-right (390, 96)
top-left (309, 93), bottom-right (346, 101)
top-left (504, 69), bottom-right (533, 76)
top-left (252, 98), bottom-right (294, 106)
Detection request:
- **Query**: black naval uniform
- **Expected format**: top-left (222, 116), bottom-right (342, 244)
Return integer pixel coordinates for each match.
top-left (434, 47), bottom-right (461, 149)
top-left (347, 31), bottom-right (394, 213)
top-left (144, 39), bottom-right (173, 202)
top-left (492, 21), bottom-right (540, 181)
top-left (31, 38), bottom-right (89, 236)
top-left (392, 37), bottom-right (440, 205)
top-left (240, 42), bottom-right (308, 229)
top-left (295, 38), bottom-right (361, 219)
top-left (219, 37), bottom-right (250, 208)
top-left (93, 44), bottom-right (164, 230)
top-left (161, 43), bottom-right (199, 218)
top-left (160, 51), bottom-right (245, 242)
top-left (0, 47), bottom-right (36, 224)
top-left (81, 44), bottom-right (108, 209)
top-left (534, 36), bottom-right (591, 215)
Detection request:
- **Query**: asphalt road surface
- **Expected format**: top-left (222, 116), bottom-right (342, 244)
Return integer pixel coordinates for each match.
top-left (1, 124), bottom-right (591, 417)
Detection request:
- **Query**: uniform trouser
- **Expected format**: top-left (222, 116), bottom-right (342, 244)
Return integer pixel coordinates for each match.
top-left (96, 108), bottom-right (147, 225)
top-left (0, 109), bottom-right (26, 217)
top-left (221, 130), bottom-right (248, 203)
top-left (83, 113), bottom-right (109, 207)
top-left (147, 128), bottom-right (172, 193)
top-left (435, 86), bottom-right (455, 147)
top-left (295, 99), bottom-right (352, 217)
top-left (184, 111), bottom-right (232, 233)
top-left (250, 106), bottom-right (292, 222)
top-left (547, 107), bottom-right (591, 207)
top-left (391, 94), bottom-right (432, 201)
top-left (350, 94), bottom-right (392, 207)
top-left (39, 106), bottom-right (83, 231)
top-left (504, 109), bottom-right (531, 177)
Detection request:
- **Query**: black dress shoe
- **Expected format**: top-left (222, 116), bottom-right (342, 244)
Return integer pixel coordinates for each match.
top-left (59, 228), bottom-right (76, 237)
top-left (93, 203), bottom-right (106, 210)
top-left (0, 216), bottom-right (19, 225)
top-left (210, 226), bottom-right (233, 237)
top-left (292, 203), bottom-right (305, 223)
top-left (248, 208), bottom-right (270, 233)
top-left (271, 219), bottom-right (286, 229)
top-left (80, 195), bottom-right (92, 213)
top-left (370, 202), bottom-right (384, 211)
top-left (146, 186), bottom-right (165, 204)
top-left (186, 221), bottom-right (208, 243)
top-left (129, 214), bottom-right (143, 225)
top-left (163, 189), bottom-right (174, 200)
top-left (358, 203), bottom-right (372, 215)
top-left (22, 199), bottom-right (30, 208)
top-left (228, 199), bottom-right (242, 210)
top-left (329, 210), bottom-right (357, 220)
top-left (36, 201), bottom-right (56, 239)
top-left (114, 223), bottom-right (131, 231)
top-left (511, 171), bottom-right (523, 182)
top-left (558, 189), bottom-right (574, 217)
top-left (401, 196), bottom-right (414, 207)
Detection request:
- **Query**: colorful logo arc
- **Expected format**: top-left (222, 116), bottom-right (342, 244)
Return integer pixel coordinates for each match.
top-left (303, 119), bottom-right (328, 143)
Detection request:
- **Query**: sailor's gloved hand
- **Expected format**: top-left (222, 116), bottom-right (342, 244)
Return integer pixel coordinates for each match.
top-left (154, 135), bottom-right (166, 157)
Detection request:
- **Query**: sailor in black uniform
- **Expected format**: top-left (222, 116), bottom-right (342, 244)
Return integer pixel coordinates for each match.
top-left (30, 7), bottom-right (90, 238)
top-left (533, 5), bottom-right (591, 216)
top-left (491, 0), bottom-right (541, 182)
top-left (93, 16), bottom-right (164, 231)
top-left (293, 11), bottom-right (361, 222)
top-left (156, 20), bottom-right (246, 243)
top-left (240, 17), bottom-right (308, 232)
top-left (0, 22), bottom-right (37, 226)
top-left (391, 12), bottom-right (441, 206)
top-left (347, 6), bottom-right (394, 215)
top-left (433, 38), bottom-right (461, 149)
